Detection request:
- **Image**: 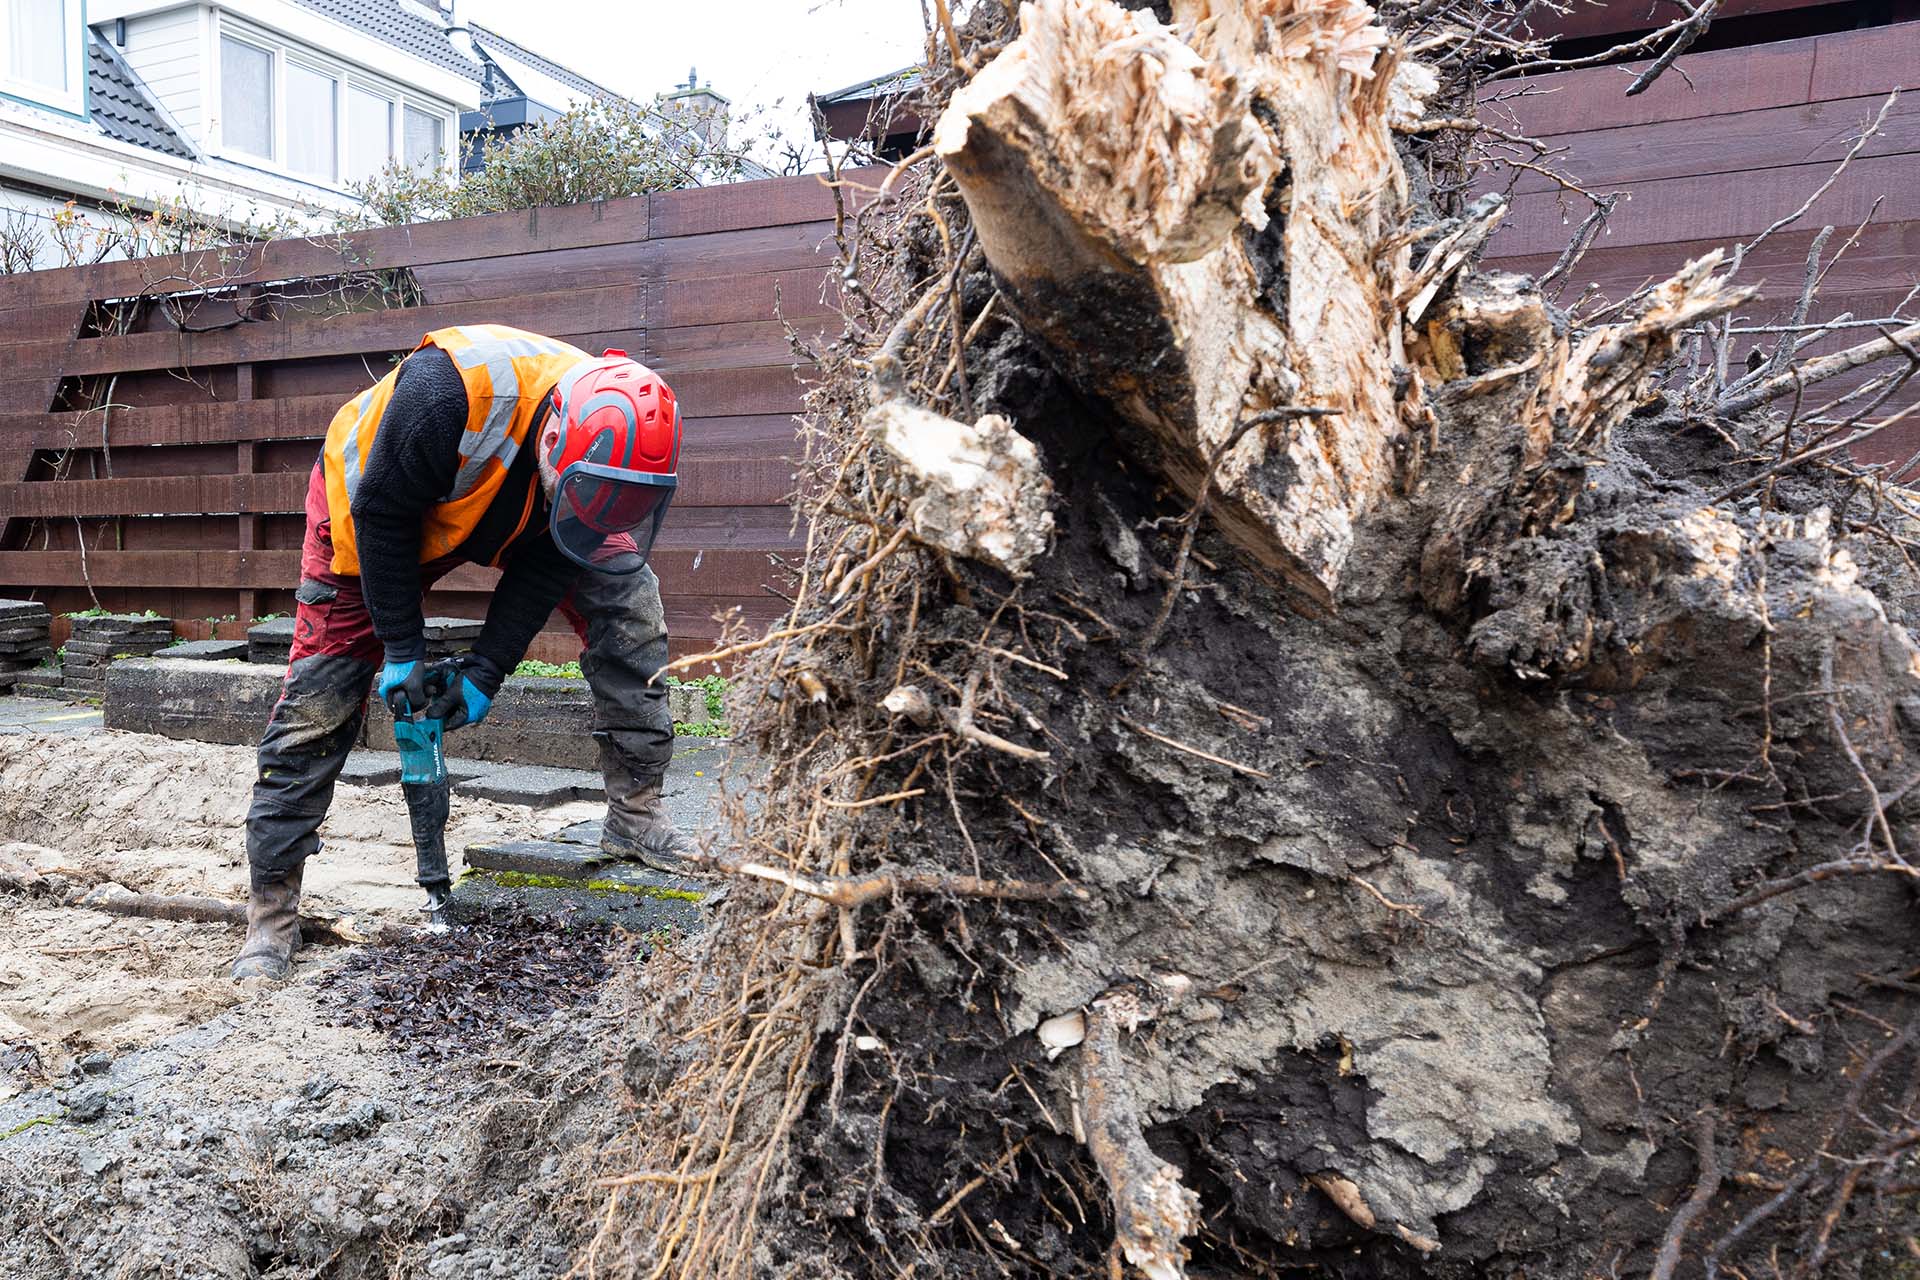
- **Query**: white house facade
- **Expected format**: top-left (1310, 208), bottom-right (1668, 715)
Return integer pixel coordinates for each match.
top-left (0, 0), bottom-right (664, 265)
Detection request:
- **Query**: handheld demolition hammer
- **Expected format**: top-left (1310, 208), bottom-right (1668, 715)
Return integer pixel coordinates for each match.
top-left (387, 662), bottom-right (458, 932)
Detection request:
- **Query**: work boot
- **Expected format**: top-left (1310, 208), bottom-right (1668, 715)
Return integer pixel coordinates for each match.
top-left (231, 867), bottom-right (303, 982)
top-left (600, 757), bottom-right (690, 875)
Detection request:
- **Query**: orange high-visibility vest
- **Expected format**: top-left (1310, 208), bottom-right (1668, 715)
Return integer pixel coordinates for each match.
top-left (320, 324), bottom-right (588, 575)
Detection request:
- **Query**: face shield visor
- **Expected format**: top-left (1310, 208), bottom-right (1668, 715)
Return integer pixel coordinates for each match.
top-left (549, 462), bottom-right (677, 575)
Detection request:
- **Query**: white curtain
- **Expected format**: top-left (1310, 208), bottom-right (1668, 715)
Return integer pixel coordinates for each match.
top-left (403, 106), bottom-right (443, 170)
top-left (347, 87), bottom-right (392, 183)
top-left (286, 62), bottom-right (337, 180)
top-left (8, 0), bottom-right (67, 94)
top-left (220, 37), bottom-right (274, 159)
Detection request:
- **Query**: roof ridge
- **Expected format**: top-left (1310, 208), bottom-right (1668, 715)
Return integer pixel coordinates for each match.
top-left (467, 20), bottom-right (628, 105)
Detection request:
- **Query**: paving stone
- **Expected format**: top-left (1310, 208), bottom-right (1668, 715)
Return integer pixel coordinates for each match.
top-left (246, 618), bottom-right (296, 644)
top-left (0, 624), bottom-right (51, 642)
top-left (667, 684), bottom-right (705, 724)
top-left (0, 600), bottom-right (53, 622)
top-left (448, 857), bottom-right (713, 933)
top-left (153, 639), bottom-right (250, 661)
top-left (106, 659), bottom-right (612, 769)
top-left (103, 658), bottom-right (281, 745)
top-left (69, 615), bottom-right (171, 637)
top-left (17, 681), bottom-right (72, 701)
top-left (455, 765), bottom-right (604, 807)
top-left (422, 618), bottom-right (483, 643)
top-left (336, 751), bottom-right (403, 787)
top-left (65, 638), bottom-right (170, 659)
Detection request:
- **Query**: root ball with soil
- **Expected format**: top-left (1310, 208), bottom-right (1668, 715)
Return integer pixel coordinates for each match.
top-left (587, 3), bottom-right (1920, 1278)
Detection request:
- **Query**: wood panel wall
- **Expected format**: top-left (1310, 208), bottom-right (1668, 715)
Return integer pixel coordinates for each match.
top-left (1483, 18), bottom-right (1920, 461)
top-left (0, 173), bottom-right (852, 660)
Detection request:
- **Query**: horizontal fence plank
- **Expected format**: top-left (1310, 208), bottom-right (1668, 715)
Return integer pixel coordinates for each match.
top-left (1810, 20), bottom-right (1920, 100)
top-left (669, 365), bottom-right (809, 417)
top-left (1511, 92), bottom-right (1920, 196)
top-left (0, 545), bottom-right (796, 598)
top-left (1482, 36), bottom-right (1819, 138)
top-left (0, 196), bottom-right (653, 313)
top-left (0, 397), bottom-right (801, 452)
top-left (1484, 222), bottom-right (1920, 298)
top-left (0, 395), bottom-right (341, 450)
top-left (409, 220), bottom-right (837, 306)
top-left (0, 450), bottom-right (794, 517)
top-left (647, 169), bottom-right (880, 238)
top-left (47, 284), bottom-right (648, 377)
top-left (648, 267), bottom-right (837, 330)
top-left (645, 317), bottom-right (836, 371)
top-left (1493, 152), bottom-right (1909, 258)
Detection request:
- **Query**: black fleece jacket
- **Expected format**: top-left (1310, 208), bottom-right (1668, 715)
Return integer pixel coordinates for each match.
top-left (348, 345), bottom-right (581, 673)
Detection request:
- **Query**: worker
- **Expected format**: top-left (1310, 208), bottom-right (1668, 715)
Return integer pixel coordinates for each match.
top-left (231, 324), bottom-right (685, 981)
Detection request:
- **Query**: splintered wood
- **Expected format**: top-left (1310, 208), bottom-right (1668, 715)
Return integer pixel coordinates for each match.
top-left (934, 0), bottom-right (1427, 607)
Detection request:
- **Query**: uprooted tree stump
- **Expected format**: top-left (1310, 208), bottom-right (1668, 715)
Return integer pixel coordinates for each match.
top-left (598, 2), bottom-right (1920, 1277)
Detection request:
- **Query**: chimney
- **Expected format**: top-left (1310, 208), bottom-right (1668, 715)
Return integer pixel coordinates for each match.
top-left (663, 69), bottom-right (730, 149)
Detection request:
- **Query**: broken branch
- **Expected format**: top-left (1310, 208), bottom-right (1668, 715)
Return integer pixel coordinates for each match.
top-left (1078, 987), bottom-right (1201, 1280)
top-left (694, 858), bottom-right (1088, 909)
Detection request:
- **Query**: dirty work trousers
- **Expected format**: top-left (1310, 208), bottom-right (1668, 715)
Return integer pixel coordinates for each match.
top-left (243, 464), bottom-right (673, 885)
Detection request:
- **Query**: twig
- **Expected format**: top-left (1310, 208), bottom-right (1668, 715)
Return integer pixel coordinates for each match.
top-left (1705, 857), bottom-right (1919, 922)
top-left (1117, 715), bottom-right (1271, 780)
top-left (930, 1138), bottom-right (1032, 1225)
top-left (1736, 92), bottom-right (1898, 262)
top-left (1350, 874), bottom-right (1425, 920)
top-left (1626, 0), bottom-right (1719, 97)
top-left (1652, 1112), bottom-right (1722, 1280)
top-left (820, 787), bottom-right (927, 810)
top-left (695, 858), bottom-right (1088, 909)
top-left (76, 882), bottom-right (367, 945)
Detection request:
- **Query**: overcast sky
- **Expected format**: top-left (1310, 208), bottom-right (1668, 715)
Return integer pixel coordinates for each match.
top-left (456, 0), bottom-right (930, 161)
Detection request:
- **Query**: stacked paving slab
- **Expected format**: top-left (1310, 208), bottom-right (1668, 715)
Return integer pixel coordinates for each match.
top-left (245, 617), bottom-right (296, 665)
top-left (423, 617), bottom-right (483, 659)
top-left (153, 639), bottom-right (250, 661)
top-left (63, 614), bottom-right (173, 698)
top-left (244, 616), bottom-right (481, 666)
top-left (0, 600), bottom-right (54, 694)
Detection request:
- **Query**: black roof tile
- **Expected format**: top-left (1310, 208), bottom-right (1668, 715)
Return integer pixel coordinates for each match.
top-left (88, 33), bottom-right (194, 160)
top-left (290, 0), bottom-right (481, 81)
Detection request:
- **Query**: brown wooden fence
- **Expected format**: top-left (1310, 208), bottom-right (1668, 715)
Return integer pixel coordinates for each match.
top-left (1484, 18), bottom-right (1920, 460)
top-left (0, 173), bottom-right (851, 660)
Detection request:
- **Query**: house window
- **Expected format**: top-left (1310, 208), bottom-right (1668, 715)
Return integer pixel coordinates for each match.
top-left (220, 36), bottom-right (275, 160)
top-left (4, 0), bottom-right (82, 109)
top-left (6, 0), bottom-right (64, 92)
top-left (286, 62), bottom-right (338, 181)
top-left (347, 86), bottom-right (394, 183)
top-left (403, 106), bottom-right (444, 169)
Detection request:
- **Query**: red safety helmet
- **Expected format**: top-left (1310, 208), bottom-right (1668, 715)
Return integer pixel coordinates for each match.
top-left (542, 350), bottom-right (680, 575)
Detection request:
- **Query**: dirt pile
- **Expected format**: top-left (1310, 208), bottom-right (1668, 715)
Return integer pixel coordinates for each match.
top-left (0, 729), bottom-right (635, 1279)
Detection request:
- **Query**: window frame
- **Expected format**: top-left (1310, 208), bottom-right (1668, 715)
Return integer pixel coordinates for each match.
top-left (282, 53), bottom-right (339, 182)
top-left (344, 78), bottom-right (396, 186)
top-left (210, 13), bottom-right (459, 190)
top-left (216, 29), bottom-right (278, 163)
top-left (0, 0), bottom-right (86, 118)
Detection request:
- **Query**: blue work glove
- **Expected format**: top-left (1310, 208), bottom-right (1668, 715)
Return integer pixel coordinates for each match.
top-left (423, 654), bottom-right (503, 732)
top-left (377, 658), bottom-right (433, 719)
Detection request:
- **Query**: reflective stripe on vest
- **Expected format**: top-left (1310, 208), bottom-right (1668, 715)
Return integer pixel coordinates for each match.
top-left (320, 324), bottom-right (588, 575)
